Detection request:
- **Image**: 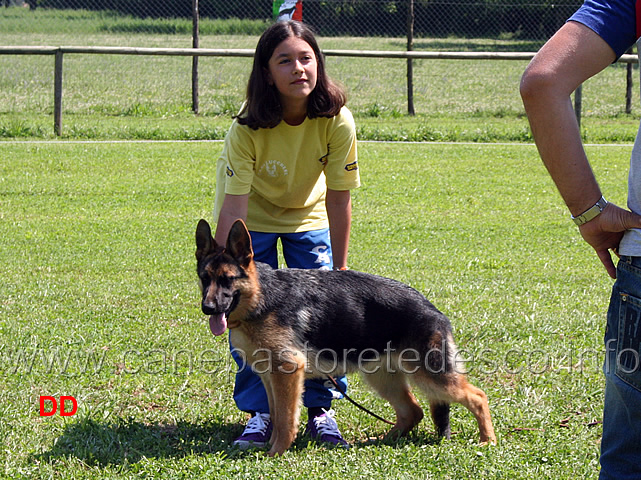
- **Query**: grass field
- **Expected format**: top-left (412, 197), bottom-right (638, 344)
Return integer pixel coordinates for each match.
top-left (1, 139), bottom-right (631, 478)
top-left (1, 8), bottom-right (637, 478)
top-left (1, 8), bottom-right (640, 142)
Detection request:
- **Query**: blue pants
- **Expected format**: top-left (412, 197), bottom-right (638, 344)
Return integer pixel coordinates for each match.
top-left (230, 228), bottom-right (348, 413)
top-left (600, 256), bottom-right (641, 479)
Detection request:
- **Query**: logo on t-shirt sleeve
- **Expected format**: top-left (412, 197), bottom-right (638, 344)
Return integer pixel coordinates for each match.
top-left (226, 166), bottom-right (234, 177)
top-left (345, 161), bottom-right (358, 172)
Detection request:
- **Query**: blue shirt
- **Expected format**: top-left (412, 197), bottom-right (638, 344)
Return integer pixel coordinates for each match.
top-left (570, 0), bottom-right (637, 57)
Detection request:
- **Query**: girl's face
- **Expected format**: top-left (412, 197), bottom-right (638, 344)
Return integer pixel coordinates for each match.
top-left (266, 36), bottom-right (318, 106)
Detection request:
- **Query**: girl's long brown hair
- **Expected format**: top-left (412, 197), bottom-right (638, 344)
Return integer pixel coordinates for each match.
top-left (235, 21), bottom-right (347, 129)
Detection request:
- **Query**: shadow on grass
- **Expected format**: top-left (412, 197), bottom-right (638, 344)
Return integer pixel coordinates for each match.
top-left (36, 417), bottom-right (243, 466)
top-left (36, 416), bottom-right (445, 465)
top-left (352, 432), bottom-right (444, 450)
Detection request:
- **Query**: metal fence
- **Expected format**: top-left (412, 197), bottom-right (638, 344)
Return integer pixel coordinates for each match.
top-left (2, 0), bottom-right (581, 44)
top-left (5, 0), bottom-right (634, 137)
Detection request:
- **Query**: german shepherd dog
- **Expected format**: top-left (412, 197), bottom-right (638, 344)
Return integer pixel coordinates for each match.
top-left (196, 219), bottom-right (496, 456)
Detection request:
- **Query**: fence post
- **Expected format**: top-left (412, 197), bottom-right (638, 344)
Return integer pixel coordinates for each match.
top-left (574, 84), bottom-right (582, 130)
top-left (54, 49), bottom-right (63, 136)
top-left (626, 47), bottom-right (633, 114)
top-left (406, 0), bottom-right (415, 116)
top-left (627, 62), bottom-right (633, 114)
top-left (192, 0), bottom-right (199, 115)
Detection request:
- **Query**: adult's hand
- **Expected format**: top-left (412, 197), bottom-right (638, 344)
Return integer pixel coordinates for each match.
top-left (579, 203), bottom-right (641, 278)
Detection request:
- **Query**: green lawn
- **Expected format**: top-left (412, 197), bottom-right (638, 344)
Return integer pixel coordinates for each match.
top-left (0, 9), bottom-right (635, 478)
top-left (1, 140), bottom-right (628, 478)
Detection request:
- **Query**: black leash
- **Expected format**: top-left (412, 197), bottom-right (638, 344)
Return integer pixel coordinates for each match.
top-left (325, 374), bottom-right (395, 426)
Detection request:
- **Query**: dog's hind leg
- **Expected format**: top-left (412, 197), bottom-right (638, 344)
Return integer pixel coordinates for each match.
top-left (429, 402), bottom-right (451, 439)
top-left (450, 377), bottom-right (496, 444)
top-left (361, 370), bottom-right (424, 440)
top-left (413, 372), bottom-right (496, 445)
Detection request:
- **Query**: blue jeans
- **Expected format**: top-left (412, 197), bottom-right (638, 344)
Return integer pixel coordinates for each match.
top-left (600, 256), bottom-right (641, 479)
top-left (230, 228), bottom-right (348, 413)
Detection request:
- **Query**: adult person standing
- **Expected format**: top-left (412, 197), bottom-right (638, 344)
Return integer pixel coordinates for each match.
top-left (520, 1), bottom-right (641, 478)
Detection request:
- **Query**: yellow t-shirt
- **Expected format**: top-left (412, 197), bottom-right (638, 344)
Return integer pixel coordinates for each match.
top-left (214, 106), bottom-right (360, 233)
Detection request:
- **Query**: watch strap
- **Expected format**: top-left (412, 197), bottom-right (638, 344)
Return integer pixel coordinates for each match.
top-left (571, 196), bottom-right (607, 226)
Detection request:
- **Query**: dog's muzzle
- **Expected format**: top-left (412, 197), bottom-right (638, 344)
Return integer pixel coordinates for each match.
top-left (202, 291), bottom-right (240, 336)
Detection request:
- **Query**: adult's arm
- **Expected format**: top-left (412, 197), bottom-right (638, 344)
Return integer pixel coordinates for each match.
top-left (520, 21), bottom-right (641, 278)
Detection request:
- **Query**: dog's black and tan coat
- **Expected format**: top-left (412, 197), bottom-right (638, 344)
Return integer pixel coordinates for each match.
top-left (196, 219), bottom-right (496, 456)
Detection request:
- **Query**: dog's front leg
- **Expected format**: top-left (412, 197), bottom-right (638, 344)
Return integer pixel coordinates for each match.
top-left (264, 366), bottom-right (304, 456)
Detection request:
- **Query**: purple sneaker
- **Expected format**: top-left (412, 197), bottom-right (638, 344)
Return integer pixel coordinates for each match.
top-left (233, 412), bottom-right (272, 449)
top-left (306, 409), bottom-right (350, 448)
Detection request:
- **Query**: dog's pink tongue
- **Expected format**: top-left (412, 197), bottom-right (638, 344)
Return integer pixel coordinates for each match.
top-left (209, 313), bottom-right (228, 336)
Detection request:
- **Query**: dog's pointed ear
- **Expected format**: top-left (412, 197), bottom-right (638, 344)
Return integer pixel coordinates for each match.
top-left (195, 219), bottom-right (219, 260)
top-left (227, 219), bottom-right (254, 268)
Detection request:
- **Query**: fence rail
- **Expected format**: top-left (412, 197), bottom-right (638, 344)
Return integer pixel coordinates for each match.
top-left (0, 45), bottom-right (538, 59)
top-left (3, 45), bottom-right (638, 62)
top-left (1, 45), bottom-right (637, 136)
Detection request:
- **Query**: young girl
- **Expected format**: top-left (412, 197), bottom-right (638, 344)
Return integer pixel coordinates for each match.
top-left (213, 20), bottom-right (360, 449)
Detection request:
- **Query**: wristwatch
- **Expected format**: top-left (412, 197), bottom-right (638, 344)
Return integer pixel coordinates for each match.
top-left (571, 196), bottom-right (607, 226)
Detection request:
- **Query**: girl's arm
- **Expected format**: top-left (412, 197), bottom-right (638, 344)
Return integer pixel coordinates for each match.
top-left (326, 189), bottom-right (352, 270)
top-left (214, 193), bottom-right (249, 245)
